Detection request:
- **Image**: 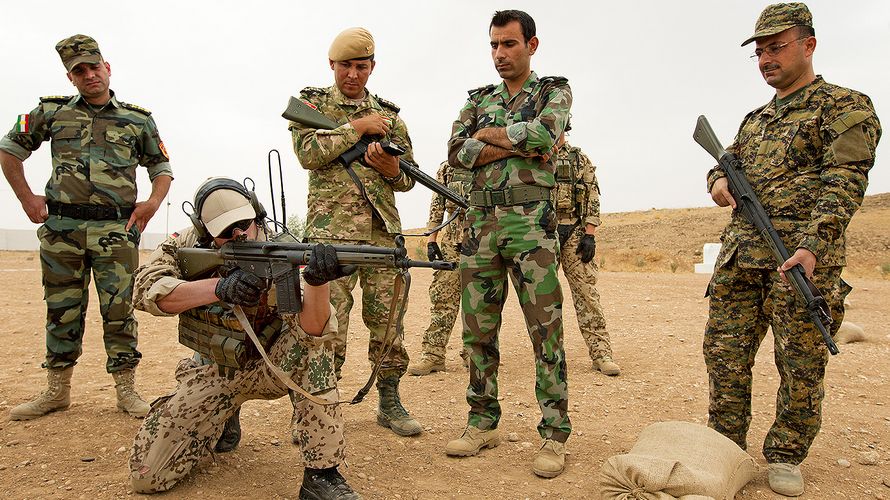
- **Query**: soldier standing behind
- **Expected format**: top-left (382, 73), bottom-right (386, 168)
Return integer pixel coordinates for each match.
top-left (444, 10), bottom-right (572, 478)
top-left (408, 161), bottom-right (470, 375)
top-left (0, 34), bottom-right (172, 420)
top-left (705, 3), bottom-right (880, 496)
top-left (553, 131), bottom-right (620, 376)
top-left (289, 27), bottom-right (422, 437)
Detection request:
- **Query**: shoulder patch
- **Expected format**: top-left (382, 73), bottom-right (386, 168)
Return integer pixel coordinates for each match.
top-left (39, 95), bottom-right (73, 104)
top-left (121, 102), bottom-right (152, 116)
top-left (300, 86), bottom-right (328, 97)
top-left (468, 84), bottom-right (496, 98)
top-left (374, 95), bottom-right (400, 113)
top-left (829, 110), bottom-right (872, 137)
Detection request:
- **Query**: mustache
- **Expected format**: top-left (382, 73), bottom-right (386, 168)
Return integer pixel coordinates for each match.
top-left (762, 63), bottom-right (781, 72)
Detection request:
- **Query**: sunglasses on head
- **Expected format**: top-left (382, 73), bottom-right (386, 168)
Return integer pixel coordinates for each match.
top-left (218, 218), bottom-right (254, 239)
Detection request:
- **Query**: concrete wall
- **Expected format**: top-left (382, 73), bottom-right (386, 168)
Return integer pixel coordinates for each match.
top-left (0, 229), bottom-right (168, 251)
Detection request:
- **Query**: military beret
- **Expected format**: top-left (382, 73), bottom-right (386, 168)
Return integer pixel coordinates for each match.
top-left (328, 27), bottom-right (374, 62)
top-left (56, 34), bottom-right (103, 72)
top-left (741, 3), bottom-right (813, 47)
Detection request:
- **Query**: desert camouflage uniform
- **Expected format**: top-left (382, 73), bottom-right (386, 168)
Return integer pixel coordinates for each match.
top-left (0, 92), bottom-right (172, 372)
top-left (418, 161), bottom-right (471, 363)
top-left (128, 226), bottom-right (343, 493)
top-left (289, 85), bottom-right (416, 380)
top-left (449, 72), bottom-right (572, 442)
top-left (554, 142), bottom-right (615, 361)
top-left (704, 76), bottom-right (881, 465)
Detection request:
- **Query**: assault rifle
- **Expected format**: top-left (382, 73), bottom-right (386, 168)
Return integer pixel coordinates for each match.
top-left (282, 96), bottom-right (469, 211)
top-left (177, 237), bottom-right (456, 314)
top-left (693, 115), bottom-right (839, 355)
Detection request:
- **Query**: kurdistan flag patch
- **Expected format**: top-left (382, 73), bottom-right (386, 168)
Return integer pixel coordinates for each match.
top-left (15, 114), bottom-right (29, 133)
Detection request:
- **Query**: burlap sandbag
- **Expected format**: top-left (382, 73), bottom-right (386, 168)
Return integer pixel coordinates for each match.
top-left (599, 421), bottom-right (757, 500)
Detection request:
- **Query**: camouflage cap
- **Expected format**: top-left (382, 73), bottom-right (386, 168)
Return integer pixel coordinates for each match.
top-left (55, 34), bottom-right (103, 72)
top-left (741, 3), bottom-right (813, 46)
top-left (328, 27), bottom-right (374, 62)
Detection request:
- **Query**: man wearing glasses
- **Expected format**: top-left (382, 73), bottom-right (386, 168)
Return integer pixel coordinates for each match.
top-left (705, 3), bottom-right (880, 496)
top-left (129, 178), bottom-right (359, 499)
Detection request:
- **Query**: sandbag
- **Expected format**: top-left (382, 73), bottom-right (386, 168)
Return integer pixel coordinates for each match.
top-left (599, 421), bottom-right (757, 500)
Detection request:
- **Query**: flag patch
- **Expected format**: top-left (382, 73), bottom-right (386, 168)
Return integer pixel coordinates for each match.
top-left (15, 114), bottom-right (29, 133)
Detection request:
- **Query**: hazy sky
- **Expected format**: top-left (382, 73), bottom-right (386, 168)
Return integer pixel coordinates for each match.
top-left (1, 0), bottom-right (887, 235)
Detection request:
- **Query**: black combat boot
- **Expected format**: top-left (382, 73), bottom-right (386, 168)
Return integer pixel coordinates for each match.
top-left (214, 407), bottom-right (242, 453)
top-left (299, 467), bottom-right (361, 500)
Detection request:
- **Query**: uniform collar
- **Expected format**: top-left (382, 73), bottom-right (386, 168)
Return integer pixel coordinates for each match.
top-left (762, 75), bottom-right (824, 118)
top-left (71, 89), bottom-right (121, 109)
top-left (330, 84), bottom-right (373, 107)
top-left (493, 71), bottom-right (538, 100)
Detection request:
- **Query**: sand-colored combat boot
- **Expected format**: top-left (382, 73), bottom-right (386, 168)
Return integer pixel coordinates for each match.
top-left (376, 376), bottom-right (422, 436)
top-left (532, 438), bottom-right (566, 478)
top-left (113, 368), bottom-right (151, 418)
top-left (407, 355), bottom-right (445, 376)
top-left (10, 366), bottom-right (73, 420)
top-left (445, 426), bottom-right (500, 456)
top-left (593, 356), bottom-right (621, 376)
top-left (768, 462), bottom-right (804, 497)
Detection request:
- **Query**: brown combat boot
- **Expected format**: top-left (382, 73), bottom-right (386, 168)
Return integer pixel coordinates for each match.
top-left (112, 369), bottom-right (151, 418)
top-left (10, 367), bottom-right (73, 420)
top-left (407, 355), bottom-right (445, 376)
top-left (532, 439), bottom-right (566, 478)
top-left (376, 376), bottom-right (422, 436)
top-left (445, 426), bottom-right (501, 457)
top-left (593, 356), bottom-right (621, 376)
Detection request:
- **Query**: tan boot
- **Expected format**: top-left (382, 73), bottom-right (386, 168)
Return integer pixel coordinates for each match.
top-left (112, 369), bottom-right (151, 418)
top-left (593, 356), bottom-right (621, 376)
top-left (768, 462), bottom-right (804, 497)
top-left (408, 356), bottom-right (445, 376)
top-left (10, 367), bottom-right (73, 420)
top-left (532, 439), bottom-right (566, 478)
top-left (445, 426), bottom-right (500, 457)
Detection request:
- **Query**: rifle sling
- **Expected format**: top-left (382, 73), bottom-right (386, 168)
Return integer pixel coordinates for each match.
top-left (351, 269), bottom-right (409, 404)
top-left (343, 162), bottom-right (386, 223)
top-left (232, 305), bottom-right (336, 406)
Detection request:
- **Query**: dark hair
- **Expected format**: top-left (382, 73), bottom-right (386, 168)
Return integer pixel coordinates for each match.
top-left (796, 25), bottom-right (815, 38)
top-left (490, 10), bottom-right (536, 43)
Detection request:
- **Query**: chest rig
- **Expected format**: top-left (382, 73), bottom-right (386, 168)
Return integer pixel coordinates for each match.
top-left (554, 148), bottom-right (587, 217)
top-left (445, 166), bottom-right (473, 212)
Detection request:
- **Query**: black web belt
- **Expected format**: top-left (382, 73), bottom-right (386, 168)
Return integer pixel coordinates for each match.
top-left (47, 201), bottom-right (134, 221)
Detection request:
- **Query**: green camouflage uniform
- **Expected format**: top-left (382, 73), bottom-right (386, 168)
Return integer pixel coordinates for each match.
top-left (0, 92), bottom-right (172, 373)
top-left (128, 226), bottom-right (343, 493)
top-left (419, 161), bottom-right (471, 363)
top-left (704, 76), bottom-right (881, 465)
top-left (289, 85), bottom-right (416, 380)
top-left (449, 72), bottom-right (572, 443)
top-left (554, 142), bottom-right (614, 361)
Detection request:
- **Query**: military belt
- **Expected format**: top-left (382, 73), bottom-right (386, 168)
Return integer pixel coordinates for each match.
top-left (47, 201), bottom-right (134, 221)
top-left (468, 185), bottom-right (552, 207)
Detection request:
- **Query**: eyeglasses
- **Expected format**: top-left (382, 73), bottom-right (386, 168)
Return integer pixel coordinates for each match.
top-left (218, 219), bottom-right (254, 239)
top-left (750, 37), bottom-right (810, 59)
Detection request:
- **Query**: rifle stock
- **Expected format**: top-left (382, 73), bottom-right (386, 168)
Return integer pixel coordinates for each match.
top-left (694, 115), bottom-right (839, 355)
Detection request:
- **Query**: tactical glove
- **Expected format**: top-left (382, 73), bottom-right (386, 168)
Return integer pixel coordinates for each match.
top-left (427, 242), bottom-right (444, 262)
top-left (303, 243), bottom-right (357, 287)
top-left (215, 268), bottom-right (267, 306)
top-left (576, 234), bottom-right (597, 264)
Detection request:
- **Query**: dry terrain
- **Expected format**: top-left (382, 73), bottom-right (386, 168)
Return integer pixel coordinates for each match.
top-left (1, 195), bottom-right (888, 499)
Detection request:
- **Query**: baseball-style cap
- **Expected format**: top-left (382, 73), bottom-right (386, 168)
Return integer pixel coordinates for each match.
top-left (741, 3), bottom-right (813, 46)
top-left (200, 188), bottom-right (257, 238)
top-left (328, 27), bottom-right (374, 62)
top-left (55, 34), bottom-right (103, 71)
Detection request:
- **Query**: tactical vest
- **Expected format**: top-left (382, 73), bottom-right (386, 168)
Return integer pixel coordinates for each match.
top-left (446, 166), bottom-right (474, 212)
top-left (178, 301), bottom-right (282, 378)
top-left (554, 148), bottom-right (587, 217)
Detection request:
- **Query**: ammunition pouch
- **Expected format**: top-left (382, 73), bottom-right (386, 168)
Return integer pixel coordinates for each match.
top-left (178, 303), bottom-right (282, 379)
top-left (557, 224), bottom-right (577, 247)
top-left (445, 167), bottom-right (473, 212)
top-left (468, 185), bottom-right (552, 207)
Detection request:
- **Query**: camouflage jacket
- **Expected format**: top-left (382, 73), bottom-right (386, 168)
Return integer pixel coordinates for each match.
top-left (0, 91), bottom-right (172, 206)
top-left (707, 76), bottom-right (881, 269)
top-left (448, 71), bottom-right (572, 190)
top-left (554, 142), bottom-right (600, 227)
top-left (289, 85), bottom-right (416, 240)
top-left (426, 161), bottom-right (471, 230)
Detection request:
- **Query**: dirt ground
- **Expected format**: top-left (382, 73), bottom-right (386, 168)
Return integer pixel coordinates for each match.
top-left (1, 197), bottom-right (889, 499)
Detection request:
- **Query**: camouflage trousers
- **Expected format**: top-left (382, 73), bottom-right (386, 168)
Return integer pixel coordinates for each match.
top-left (558, 225), bottom-right (613, 360)
top-left (460, 203), bottom-right (571, 443)
top-left (314, 221), bottom-right (409, 381)
top-left (129, 324), bottom-right (344, 493)
top-left (704, 259), bottom-right (849, 465)
top-left (38, 217), bottom-right (141, 373)
top-left (421, 221), bottom-right (463, 362)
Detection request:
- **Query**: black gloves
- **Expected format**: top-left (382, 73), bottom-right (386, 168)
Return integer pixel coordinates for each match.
top-left (303, 243), bottom-right (357, 287)
top-left (576, 234), bottom-right (597, 264)
top-left (215, 268), bottom-right (267, 306)
top-left (427, 242), bottom-right (444, 261)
